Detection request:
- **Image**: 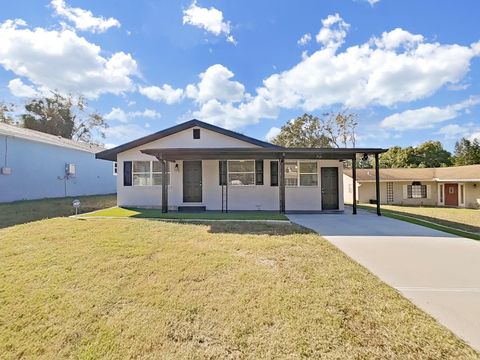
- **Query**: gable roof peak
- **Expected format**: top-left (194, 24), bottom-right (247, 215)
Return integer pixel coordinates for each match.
top-left (96, 119), bottom-right (282, 161)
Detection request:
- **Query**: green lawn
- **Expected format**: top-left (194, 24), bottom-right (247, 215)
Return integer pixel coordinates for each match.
top-left (0, 218), bottom-right (477, 359)
top-left (0, 194), bottom-right (117, 229)
top-left (359, 204), bottom-right (480, 240)
top-left (86, 206), bottom-right (288, 221)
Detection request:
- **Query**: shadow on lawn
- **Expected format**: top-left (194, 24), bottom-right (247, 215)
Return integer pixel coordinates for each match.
top-left (0, 194), bottom-right (116, 229)
top-left (207, 222), bottom-right (314, 236)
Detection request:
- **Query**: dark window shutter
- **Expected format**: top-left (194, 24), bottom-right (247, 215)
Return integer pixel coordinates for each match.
top-left (123, 161), bottom-right (132, 186)
top-left (255, 160), bottom-right (264, 185)
top-left (270, 161), bottom-right (278, 186)
top-left (219, 160), bottom-right (227, 185)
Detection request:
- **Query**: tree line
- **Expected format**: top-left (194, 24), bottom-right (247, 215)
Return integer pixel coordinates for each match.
top-left (271, 113), bottom-right (480, 167)
top-left (2, 97), bottom-right (479, 167)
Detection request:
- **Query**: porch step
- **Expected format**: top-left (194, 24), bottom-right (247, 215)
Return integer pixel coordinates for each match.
top-left (178, 206), bottom-right (207, 213)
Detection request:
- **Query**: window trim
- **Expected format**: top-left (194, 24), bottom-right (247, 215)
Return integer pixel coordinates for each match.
top-left (132, 160), bottom-right (170, 187)
top-left (285, 160), bottom-right (319, 187)
top-left (193, 128), bottom-right (200, 139)
top-left (227, 160), bottom-right (256, 186)
top-left (407, 182), bottom-right (427, 199)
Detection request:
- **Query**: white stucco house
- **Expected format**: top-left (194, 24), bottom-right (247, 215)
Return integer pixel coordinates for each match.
top-left (96, 120), bottom-right (386, 213)
top-left (0, 123), bottom-right (116, 203)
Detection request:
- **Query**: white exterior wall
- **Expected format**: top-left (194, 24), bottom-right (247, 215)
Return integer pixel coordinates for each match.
top-left (116, 126), bottom-right (344, 211)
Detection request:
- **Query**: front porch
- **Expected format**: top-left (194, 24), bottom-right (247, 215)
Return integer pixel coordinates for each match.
top-left (139, 147), bottom-right (386, 215)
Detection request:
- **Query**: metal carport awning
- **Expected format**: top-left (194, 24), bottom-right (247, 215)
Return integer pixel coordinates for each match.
top-left (140, 147), bottom-right (387, 216)
top-left (141, 147), bottom-right (385, 161)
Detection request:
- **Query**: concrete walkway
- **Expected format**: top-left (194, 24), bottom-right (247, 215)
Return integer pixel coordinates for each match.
top-left (288, 210), bottom-right (480, 351)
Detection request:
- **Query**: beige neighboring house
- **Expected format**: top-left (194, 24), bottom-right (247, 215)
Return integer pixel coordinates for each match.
top-left (343, 165), bottom-right (480, 208)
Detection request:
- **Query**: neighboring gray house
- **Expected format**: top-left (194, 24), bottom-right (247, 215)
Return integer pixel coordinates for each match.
top-left (0, 123), bottom-right (116, 203)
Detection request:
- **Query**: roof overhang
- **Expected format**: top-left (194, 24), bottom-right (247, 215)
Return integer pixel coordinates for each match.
top-left (140, 147), bottom-right (387, 161)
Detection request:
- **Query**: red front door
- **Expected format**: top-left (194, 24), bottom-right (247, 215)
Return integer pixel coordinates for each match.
top-left (444, 184), bottom-right (458, 206)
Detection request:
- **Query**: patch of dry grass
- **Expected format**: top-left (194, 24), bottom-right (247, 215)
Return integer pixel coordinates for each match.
top-left (361, 204), bottom-right (480, 235)
top-left (0, 219), bottom-right (477, 359)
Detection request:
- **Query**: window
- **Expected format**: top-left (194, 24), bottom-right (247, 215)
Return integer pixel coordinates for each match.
top-left (386, 182), bottom-right (394, 203)
top-left (113, 162), bottom-right (118, 175)
top-left (299, 162), bottom-right (318, 186)
top-left (460, 184), bottom-right (465, 204)
top-left (132, 161), bottom-right (170, 186)
top-left (285, 162), bottom-right (298, 186)
top-left (407, 182), bottom-right (426, 198)
top-left (439, 184), bottom-right (444, 203)
top-left (193, 128), bottom-right (200, 139)
top-left (228, 160), bottom-right (255, 185)
top-left (285, 161), bottom-right (318, 187)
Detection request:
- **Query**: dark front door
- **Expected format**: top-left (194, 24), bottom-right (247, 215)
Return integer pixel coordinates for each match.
top-left (183, 161), bottom-right (202, 202)
top-left (321, 167), bottom-right (339, 210)
top-left (444, 183), bottom-right (458, 206)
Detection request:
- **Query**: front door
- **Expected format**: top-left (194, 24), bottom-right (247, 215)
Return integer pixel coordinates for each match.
top-left (444, 184), bottom-right (458, 206)
top-left (183, 161), bottom-right (202, 202)
top-left (321, 167), bottom-right (339, 210)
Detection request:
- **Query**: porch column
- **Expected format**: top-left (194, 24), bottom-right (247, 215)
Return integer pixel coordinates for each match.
top-left (161, 159), bottom-right (168, 213)
top-left (352, 157), bottom-right (357, 215)
top-left (375, 153), bottom-right (381, 216)
top-left (279, 156), bottom-right (286, 213)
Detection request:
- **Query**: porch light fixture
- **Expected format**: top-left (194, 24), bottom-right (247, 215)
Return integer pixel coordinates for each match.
top-left (174, 164), bottom-right (180, 172)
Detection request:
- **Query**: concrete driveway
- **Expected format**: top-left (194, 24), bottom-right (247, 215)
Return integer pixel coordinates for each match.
top-left (288, 210), bottom-right (480, 351)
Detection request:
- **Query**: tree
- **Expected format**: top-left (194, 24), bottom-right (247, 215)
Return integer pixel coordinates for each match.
top-left (322, 111), bottom-right (358, 148)
top-left (0, 102), bottom-right (15, 124)
top-left (271, 114), bottom-right (331, 148)
top-left (379, 141), bottom-right (452, 168)
top-left (21, 92), bottom-right (107, 144)
top-left (454, 138), bottom-right (480, 165)
top-left (271, 112), bottom-right (357, 148)
top-left (415, 141), bottom-right (453, 168)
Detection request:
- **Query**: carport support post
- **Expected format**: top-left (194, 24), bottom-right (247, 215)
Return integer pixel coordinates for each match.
top-left (375, 153), bottom-right (381, 216)
top-left (279, 156), bottom-right (286, 213)
top-left (352, 157), bottom-right (357, 215)
top-left (161, 159), bottom-right (168, 213)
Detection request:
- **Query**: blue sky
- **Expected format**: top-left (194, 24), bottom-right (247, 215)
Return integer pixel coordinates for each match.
top-left (0, 0), bottom-right (479, 151)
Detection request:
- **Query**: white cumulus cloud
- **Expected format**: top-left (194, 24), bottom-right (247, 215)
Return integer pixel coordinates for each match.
top-left (255, 15), bottom-right (480, 111)
top-left (315, 13), bottom-right (350, 49)
top-left (0, 19), bottom-right (137, 99)
top-left (265, 127), bottom-right (281, 141)
top-left (186, 64), bottom-right (245, 104)
top-left (298, 33), bottom-right (312, 46)
top-left (139, 84), bottom-right (184, 104)
top-left (380, 96), bottom-right (480, 130)
top-left (183, 1), bottom-right (236, 44)
top-left (8, 78), bottom-right (38, 98)
top-left (51, 0), bottom-right (120, 33)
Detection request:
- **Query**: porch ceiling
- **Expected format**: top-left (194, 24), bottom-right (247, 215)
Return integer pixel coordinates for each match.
top-left (141, 147), bottom-right (387, 161)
